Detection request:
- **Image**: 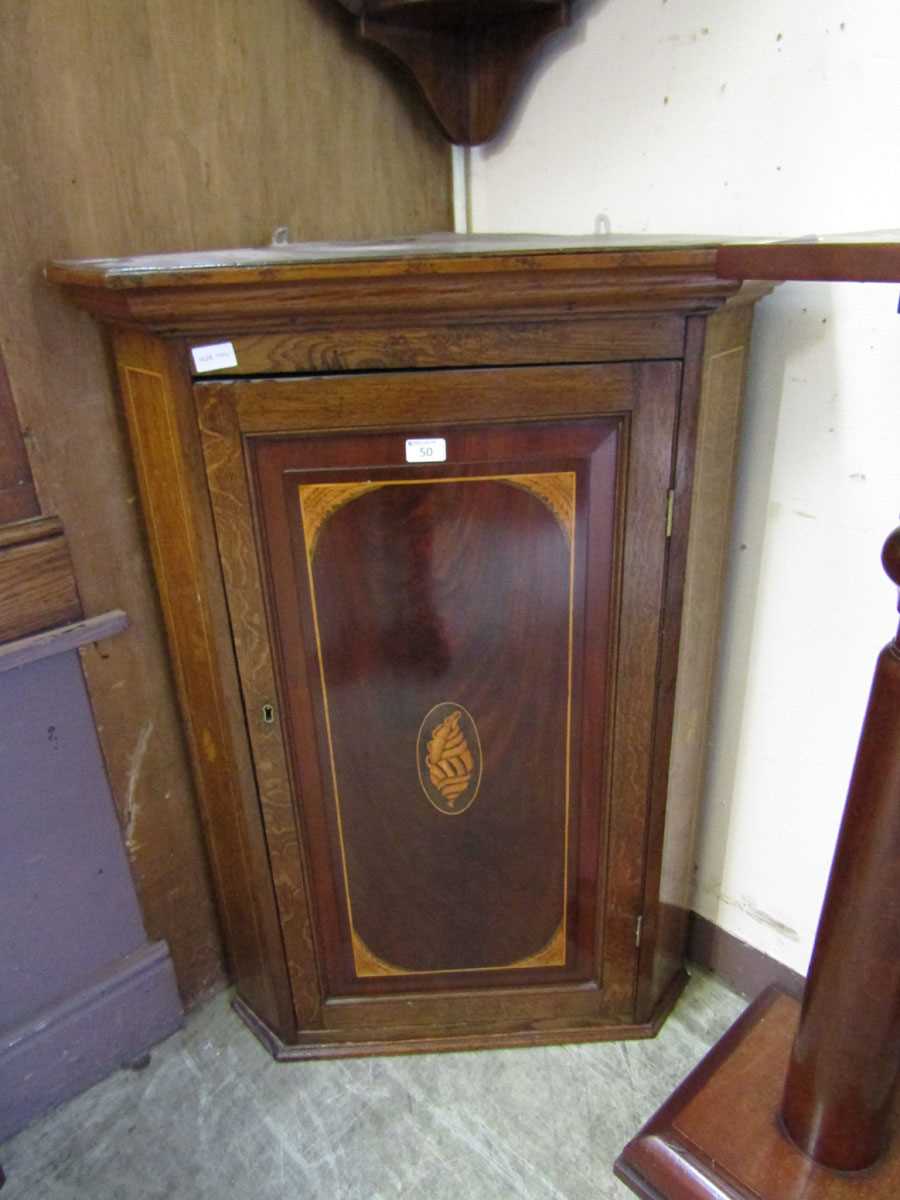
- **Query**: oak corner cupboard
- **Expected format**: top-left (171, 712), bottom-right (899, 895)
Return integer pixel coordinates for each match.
top-left (48, 234), bottom-right (765, 1059)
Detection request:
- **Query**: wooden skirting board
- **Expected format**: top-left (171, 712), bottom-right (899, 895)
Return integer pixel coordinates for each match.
top-left (687, 911), bottom-right (805, 1000)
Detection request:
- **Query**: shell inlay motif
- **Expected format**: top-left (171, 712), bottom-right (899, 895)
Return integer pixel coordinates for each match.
top-left (417, 701), bottom-right (482, 816)
top-left (426, 709), bottom-right (475, 807)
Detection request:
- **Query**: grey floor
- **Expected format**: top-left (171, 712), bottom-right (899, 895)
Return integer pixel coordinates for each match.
top-left (1, 971), bottom-right (745, 1200)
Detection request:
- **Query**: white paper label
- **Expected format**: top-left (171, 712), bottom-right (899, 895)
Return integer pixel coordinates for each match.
top-left (405, 437), bottom-right (447, 464)
top-left (191, 341), bottom-right (238, 373)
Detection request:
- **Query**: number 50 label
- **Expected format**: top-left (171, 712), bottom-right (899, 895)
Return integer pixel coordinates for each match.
top-left (405, 438), bottom-right (447, 464)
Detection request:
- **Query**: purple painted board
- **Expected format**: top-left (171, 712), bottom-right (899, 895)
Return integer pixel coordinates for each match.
top-left (0, 635), bottom-right (183, 1144)
top-left (0, 649), bottom-right (146, 1027)
top-left (1, 942), bottom-right (181, 1144)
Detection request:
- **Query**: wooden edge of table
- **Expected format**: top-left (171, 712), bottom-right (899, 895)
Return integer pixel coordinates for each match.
top-left (716, 242), bottom-right (900, 284)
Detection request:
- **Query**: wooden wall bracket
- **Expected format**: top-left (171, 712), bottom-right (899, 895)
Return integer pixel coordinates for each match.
top-left (334, 1), bottom-right (571, 144)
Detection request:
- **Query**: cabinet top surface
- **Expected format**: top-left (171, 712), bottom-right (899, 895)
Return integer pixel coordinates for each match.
top-left (46, 230), bottom-right (900, 290)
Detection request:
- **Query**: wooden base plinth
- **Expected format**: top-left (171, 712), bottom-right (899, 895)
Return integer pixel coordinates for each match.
top-left (615, 987), bottom-right (900, 1200)
top-left (232, 968), bottom-right (688, 1061)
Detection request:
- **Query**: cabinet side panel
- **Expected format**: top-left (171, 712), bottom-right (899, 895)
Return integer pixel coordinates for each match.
top-left (112, 330), bottom-right (295, 1038)
top-left (604, 361), bottom-right (682, 1018)
top-left (647, 299), bottom-right (759, 1012)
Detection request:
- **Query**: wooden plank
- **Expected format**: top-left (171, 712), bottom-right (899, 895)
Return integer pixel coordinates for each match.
top-left (0, 0), bottom-right (451, 1006)
top-left (0, 611), bottom-right (127, 674)
top-left (0, 514), bottom-right (62, 550)
top-left (717, 239), bottom-right (900, 283)
top-left (0, 522), bottom-right (81, 644)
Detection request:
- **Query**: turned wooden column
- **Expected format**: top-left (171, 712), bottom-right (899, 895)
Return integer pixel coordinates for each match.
top-left (616, 525), bottom-right (900, 1200)
top-left (780, 526), bottom-right (900, 1170)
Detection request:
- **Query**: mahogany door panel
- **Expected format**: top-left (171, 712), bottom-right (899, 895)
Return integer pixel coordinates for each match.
top-left (256, 426), bottom-right (611, 999)
top-left (197, 362), bottom-right (681, 1040)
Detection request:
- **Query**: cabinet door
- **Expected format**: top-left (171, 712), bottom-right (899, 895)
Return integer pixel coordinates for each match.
top-left (197, 362), bottom-right (681, 1047)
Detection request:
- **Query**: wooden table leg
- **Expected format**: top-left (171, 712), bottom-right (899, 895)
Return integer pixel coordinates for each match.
top-left (614, 526), bottom-right (900, 1200)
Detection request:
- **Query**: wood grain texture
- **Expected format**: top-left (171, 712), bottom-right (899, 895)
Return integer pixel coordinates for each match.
top-left (193, 315), bottom-right (687, 375)
top-left (0, 528), bottom-right (81, 644)
top-left (113, 329), bottom-right (301, 1041)
top-left (296, 464), bottom-right (574, 981)
top-left (204, 362), bottom-right (638, 435)
top-left (197, 392), bottom-right (324, 1031)
top-left (52, 258), bottom-right (738, 334)
top-left (0, 0), bottom-right (450, 1004)
top-left (0, 349), bottom-right (38, 525)
top-left (0, 513), bottom-right (63, 550)
top-left (310, 478), bottom-right (570, 973)
top-left (264, 439), bottom-right (594, 995)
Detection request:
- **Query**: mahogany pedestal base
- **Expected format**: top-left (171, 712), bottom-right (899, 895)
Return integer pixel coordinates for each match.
top-left (615, 986), bottom-right (900, 1200)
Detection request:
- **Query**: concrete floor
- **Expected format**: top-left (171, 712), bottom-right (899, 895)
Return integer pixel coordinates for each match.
top-left (1, 971), bottom-right (745, 1200)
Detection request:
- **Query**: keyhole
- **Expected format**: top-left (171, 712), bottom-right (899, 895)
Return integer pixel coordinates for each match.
top-left (262, 704), bottom-right (275, 725)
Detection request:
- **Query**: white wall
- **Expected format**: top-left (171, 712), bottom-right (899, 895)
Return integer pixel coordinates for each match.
top-left (465, 0), bottom-right (900, 975)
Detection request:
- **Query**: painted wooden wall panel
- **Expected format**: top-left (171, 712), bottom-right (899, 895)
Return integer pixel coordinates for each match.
top-left (0, 0), bottom-right (452, 1003)
top-left (0, 633), bottom-right (182, 1141)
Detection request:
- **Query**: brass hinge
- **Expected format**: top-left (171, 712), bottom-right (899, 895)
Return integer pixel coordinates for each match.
top-left (665, 489), bottom-right (675, 539)
top-left (635, 915), bottom-right (643, 948)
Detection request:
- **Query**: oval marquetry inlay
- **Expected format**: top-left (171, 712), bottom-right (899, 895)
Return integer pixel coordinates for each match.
top-left (417, 702), bottom-right (482, 816)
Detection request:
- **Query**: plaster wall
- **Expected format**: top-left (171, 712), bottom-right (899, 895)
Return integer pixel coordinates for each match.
top-left (465, 0), bottom-right (900, 974)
